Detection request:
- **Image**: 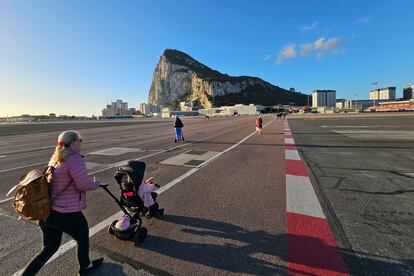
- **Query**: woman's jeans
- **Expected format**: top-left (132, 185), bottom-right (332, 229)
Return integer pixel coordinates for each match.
top-left (22, 210), bottom-right (90, 276)
top-left (175, 127), bottom-right (183, 140)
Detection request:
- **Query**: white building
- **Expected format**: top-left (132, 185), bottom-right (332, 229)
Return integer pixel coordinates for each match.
top-left (140, 103), bottom-right (150, 115)
top-left (312, 90), bottom-right (336, 107)
top-left (140, 103), bottom-right (163, 115)
top-left (102, 99), bottom-right (133, 116)
top-left (199, 104), bottom-right (264, 116)
top-left (369, 87), bottom-right (396, 100)
top-left (180, 101), bottom-right (193, 111)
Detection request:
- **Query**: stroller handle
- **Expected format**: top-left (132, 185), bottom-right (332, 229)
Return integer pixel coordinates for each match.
top-left (100, 183), bottom-right (133, 218)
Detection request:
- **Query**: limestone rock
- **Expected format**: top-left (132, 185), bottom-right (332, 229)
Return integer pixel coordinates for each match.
top-left (148, 49), bottom-right (308, 108)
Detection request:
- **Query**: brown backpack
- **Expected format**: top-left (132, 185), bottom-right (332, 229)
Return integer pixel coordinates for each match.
top-left (8, 167), bottom-right (54, 221)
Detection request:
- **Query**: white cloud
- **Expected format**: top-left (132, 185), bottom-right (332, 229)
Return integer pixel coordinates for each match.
top-left (299, 21), bottom-right (319, 32)
top-left (300, 37), bottom-right (344, 59)
top-left (354, 16), bottom-right (373, 24)
top-left (300, 43), bottom-right (314, 57)
top-left (263, 54), bottom-right (272, 61)
top-left (275, 37), bottom-right (344, 64)
top-left (276, 44), bottom-right (297, 64)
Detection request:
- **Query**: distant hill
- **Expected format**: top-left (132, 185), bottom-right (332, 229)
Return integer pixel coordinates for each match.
top-left (148, 49), bottom-right (308, 109)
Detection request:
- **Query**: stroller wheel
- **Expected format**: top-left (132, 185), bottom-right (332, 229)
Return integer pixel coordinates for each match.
top-left (158, 208), bottom-right (165, 216)
top-left (174, 139), bottom-right (177, 143)
top-left (134, 227), bottom-right (148, 246)
top-left (108, 220), bottom-right (117, 235)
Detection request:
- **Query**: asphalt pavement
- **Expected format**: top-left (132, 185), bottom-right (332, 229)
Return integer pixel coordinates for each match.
top-left (0, 114), bottom-right (413, 275)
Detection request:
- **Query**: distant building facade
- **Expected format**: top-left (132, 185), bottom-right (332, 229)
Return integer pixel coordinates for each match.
top-left (312, 90), bottom-right (336, 107)
top-left (336, 99), bottom-right (346, 109)
top-left (369, 87), bottom-right (396, 100)
top-left (102, 99), bottom-right (134, 116)
top-left (403, 85), bottom-right (414, 100)
top-left (199, 104), bottom-right (264, 116)
top-left (180, 101), bottom-right (194, 111)
top-left (140, 103), bottom-right (163, 115)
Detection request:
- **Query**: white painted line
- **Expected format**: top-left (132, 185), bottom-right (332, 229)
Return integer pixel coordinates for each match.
top-left (285, 138), bottom-right (295, 144)
top-left (85, 162), bottom-right (101, 170)
top-left (12, 117), bottom-right (276, 276)
top-left (40, 146), bottom-right (54, 149)
top-left (0, 162), bottom-right (46, 174)
top-left (285, 150), bottom-right (301, 161)
top-left (1, 121), bottom-right (248, 176)
top-left (1, 122), bottom-right (253, 204)
top-left (156, 168), bottom-right (199, 194)
top-left (0, 197), bottom-right (13, 204)
top-left (0, 155), bottom-right (6, 158)
top-left (89, 147), bottom-right (144, 156)
top-left (286, 174), bottom-right (325, 219)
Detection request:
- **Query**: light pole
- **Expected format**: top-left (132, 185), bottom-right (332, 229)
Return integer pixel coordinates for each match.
top-left (372, 82), bottom-right (378, 108)
top-left (355, 93), bottom-right (358, 111)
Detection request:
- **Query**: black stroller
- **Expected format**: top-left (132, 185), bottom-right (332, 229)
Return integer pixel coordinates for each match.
top-left (101, 160), bottom-right (162, 245)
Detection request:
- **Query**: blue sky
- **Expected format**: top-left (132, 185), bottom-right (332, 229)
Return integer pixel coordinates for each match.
top-left (1, 0), bottom-right (413, 116)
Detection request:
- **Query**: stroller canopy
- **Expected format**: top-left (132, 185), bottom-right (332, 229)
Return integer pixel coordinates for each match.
top-left (114, 160), bottom-right (146, 191)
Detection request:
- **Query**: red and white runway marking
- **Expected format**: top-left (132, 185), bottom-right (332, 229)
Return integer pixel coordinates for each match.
top-left (284, 120), bottom-right (349, 276)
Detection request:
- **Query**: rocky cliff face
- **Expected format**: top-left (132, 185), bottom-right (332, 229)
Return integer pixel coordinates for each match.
top-left (148, 49), bottom-right (308, 108)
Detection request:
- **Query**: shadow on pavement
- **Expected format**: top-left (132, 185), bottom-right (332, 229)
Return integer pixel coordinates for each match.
top-left (86, 262), bottom-right (127, 276)
top-left (140, 215), bottom-right (413, 275)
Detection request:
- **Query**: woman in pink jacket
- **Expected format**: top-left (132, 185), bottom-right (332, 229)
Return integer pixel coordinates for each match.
top-left (23, 130), bottom-right (103, 276)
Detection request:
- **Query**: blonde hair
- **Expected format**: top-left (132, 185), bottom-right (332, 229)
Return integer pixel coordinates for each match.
top-left (50, 130), bottom-right (82, 164)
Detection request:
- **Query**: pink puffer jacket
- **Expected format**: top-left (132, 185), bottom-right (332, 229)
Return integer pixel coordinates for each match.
top-left (49, 153), bottom-right (100, 213)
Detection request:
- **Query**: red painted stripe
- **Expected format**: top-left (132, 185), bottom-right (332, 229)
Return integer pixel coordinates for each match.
top-left (285, 160), bottom-right (308, 176)
top-left (287, 212), bottom-right (349, 275)
top-left (285, 145), bottom-right (297, 150)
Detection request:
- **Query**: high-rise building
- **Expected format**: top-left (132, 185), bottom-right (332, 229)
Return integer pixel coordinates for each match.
top-left (102, 99), bottom-right (132, 116)
top-left (312, 90), bottom-right (336, 107)
top-left (139, 103), bottom-right (163, 115)
top-left (369, 87), bottom-right (396, 100)
top-left (140, 103), bottom-right (149, 115)
top-left (403, 85), bottom-right (414, 100)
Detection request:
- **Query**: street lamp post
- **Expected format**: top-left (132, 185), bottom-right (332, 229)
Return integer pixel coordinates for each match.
top-left (354, 93), bottom-right (358, 111)
top-left (372, 82), bottom-right (378, 108)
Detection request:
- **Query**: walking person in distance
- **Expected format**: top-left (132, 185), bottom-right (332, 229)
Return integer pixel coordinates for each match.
top-left (256, 115), bottom-right (263, 134)
top-left (173, 116), bottom-right (184, 142)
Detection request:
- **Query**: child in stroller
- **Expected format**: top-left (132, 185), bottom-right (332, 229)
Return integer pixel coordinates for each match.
top-left (121, 175), bottom-right (164, 219)
top-left (101, 160), bottom-right (164, 245)
top-left (138, 176), bottom-right (164, 218)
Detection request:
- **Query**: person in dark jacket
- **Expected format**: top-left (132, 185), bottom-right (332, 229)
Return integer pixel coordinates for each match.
top-left (173, 116), bottom-right (184, 142)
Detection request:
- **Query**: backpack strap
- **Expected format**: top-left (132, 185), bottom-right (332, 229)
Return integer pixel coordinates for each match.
top-left (5, 185), bottom-right (19, 197)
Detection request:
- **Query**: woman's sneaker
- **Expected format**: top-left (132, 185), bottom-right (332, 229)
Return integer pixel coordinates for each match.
top-left (79, 258), bottom-right (104, 275)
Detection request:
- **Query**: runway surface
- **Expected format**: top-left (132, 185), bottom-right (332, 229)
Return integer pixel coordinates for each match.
top-left (0, 114), bottom-right (412, 275)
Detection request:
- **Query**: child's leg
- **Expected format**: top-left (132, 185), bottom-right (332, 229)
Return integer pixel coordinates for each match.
top-left (147, 203), bottom-right (159, 218)
top-left (151, 192), bottom-right (158, 201)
